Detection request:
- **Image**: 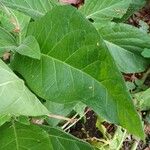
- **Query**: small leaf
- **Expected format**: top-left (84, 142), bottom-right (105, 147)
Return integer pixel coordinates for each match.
top-left (109, 127), bottom-right (126, 150)
top-left (141, 48), bottom-right (150, 58)
top-left (0, 59), bottom-right (49, 116)
top-left (126, 81), bottom-right (136, 91)
top-left (0, 114), bottom-right (11, 126)
top-left (134, 88), bottom-right (150, 111)
top-left (139, 20), bottom-right (149, 33)
top-left (73, 102), bottom-right (86, 117)
top-left (15, 35), bottom-right (41, 59)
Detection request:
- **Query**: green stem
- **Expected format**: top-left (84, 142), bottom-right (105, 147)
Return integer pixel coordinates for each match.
top-left (63, 109), bottom-right (90, 131)
top-left (116, 128), bottom-right (127, 150)
top-left (131, 140), bottom-right (139, 150)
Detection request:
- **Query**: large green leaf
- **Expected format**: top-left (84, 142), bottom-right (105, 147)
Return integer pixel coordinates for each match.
top-left (1, 0), bottom-right (58, 20)
top-left (79, 0), bottom-right (131, 23)
top-left (0, 59), bottom-right (48, 116)
top-left (98, 23), bottom-right (150, 73)
top-left (0, 122), bottom-right (94, 150)
top-left (12, 6), bottom-right (144, 138)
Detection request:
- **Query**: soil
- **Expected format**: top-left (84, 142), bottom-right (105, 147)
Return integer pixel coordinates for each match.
top-left (70, 109), bottom-right (103, 139)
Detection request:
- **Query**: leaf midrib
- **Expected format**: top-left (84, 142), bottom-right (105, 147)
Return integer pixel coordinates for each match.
top-left (41, 53), bottom-right (104, 93)
top-left (12, 121), bottom-right (19, 150)
top-left (42, 52), bottom-right (118, 88)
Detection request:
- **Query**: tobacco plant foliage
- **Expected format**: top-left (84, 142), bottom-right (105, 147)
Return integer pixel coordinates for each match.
top-left (0, 0), bottom-right (149, 149)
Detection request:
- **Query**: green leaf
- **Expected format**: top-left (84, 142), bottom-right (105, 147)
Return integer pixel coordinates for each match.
top-left (0, 59), bottom-right (49, 116)
top-left (141, 48), bottom-right (150, 58)
top-left (0, 114), bottom-right (11, 126)
top-left (115, 0), bottom-right (146, 22)
top-left (134, 88), bottom-right (150, 111)
top-left (98, 22), bottom-right (150, 73)
top-left (15, 35), bottom-right (41, 59)
top-left (73, 102), bottom-right (86, 117)
top-left (45, 101), bottom-right (86, 127)
top-left (1, 0), bottom-right (58, 20)
top-left (0, 10), bottom-right (14, 32)
top-left (11, 10), bottom-right (31, 40)
top-left (139, 20), bottom-right (149, 33)
top-left (45, 101), bottom-right (74, 126)
top-left (98, 22), bottom-right (150, 53)
top-left (0, 8), bottom-right (31, 40)
top-left (109, 127), bottom-right (126, 150)
top-left (79, 0), bottom-right (131, 23)
top-left (0, 26), bottom-right (17, 52)
top-left (0, 122), bottom-right (94, 150)
top-left (16, 116), bottom-right (30, 125)
top-left (12, 6), bottom-right (144, 139)
top-left (45, 126), bottom-right (95, 150)
top-left (126, 81), bottom-right (136, 91)
top-left (105, 41), bottom-right (148, 73)
top-left (130, 0), bottom-right (146, 10)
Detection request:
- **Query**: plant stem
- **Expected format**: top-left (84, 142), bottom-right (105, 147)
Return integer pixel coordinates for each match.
top-left (131, 140), bottom-right (139, 150)
top-left (116, 128), bottom-right (127, 150)
top-left (84, 137), bottom-right (110, 145)
top-left (63, 108), bottom-right (90, 131)
top-left (62, 113), bottom-right (78, 130)
top-left (47, 114), bottom-right (76, 122)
